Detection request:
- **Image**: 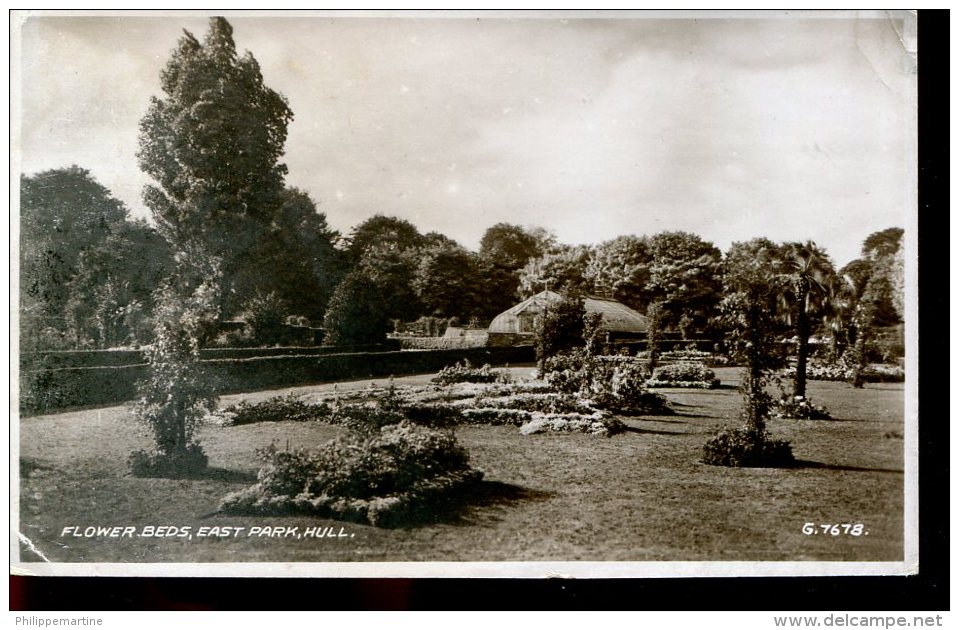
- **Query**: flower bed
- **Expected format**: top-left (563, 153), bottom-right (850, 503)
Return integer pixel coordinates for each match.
top-left (519, 411), bottom-right (626, 437)
top-left (431, 360), bottom-right (511, 385)
top-left (782, 361), bottom-right (905, 384)
top-left (647, 362), bottom-right (721, 389)
top-left (216, 394), bottom-right (330, 426)
top-left (219, 420), bottom-right (483, 527)
top-left (772, 395), bottom-right (832, 420)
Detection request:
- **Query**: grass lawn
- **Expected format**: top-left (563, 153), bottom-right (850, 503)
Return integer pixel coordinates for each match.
top-left (17, 367), bottom-right (904, 563)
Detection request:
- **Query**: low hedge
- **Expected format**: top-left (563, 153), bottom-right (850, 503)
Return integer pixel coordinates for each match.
top-left (20, 342), bottom-right (402, 371)
top-left (20, 346), bottom-right (535, 415)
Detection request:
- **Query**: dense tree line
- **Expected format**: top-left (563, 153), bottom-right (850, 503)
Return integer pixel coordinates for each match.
top-left (18, 17), bottom-right (906, 365)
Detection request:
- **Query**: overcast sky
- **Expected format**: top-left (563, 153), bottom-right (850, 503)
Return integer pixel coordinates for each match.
top-left (17, 12), bottom-right (916, 267)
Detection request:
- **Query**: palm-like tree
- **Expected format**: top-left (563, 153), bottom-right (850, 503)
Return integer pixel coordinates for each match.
top-left (777, 241), bottom-right (836, 399)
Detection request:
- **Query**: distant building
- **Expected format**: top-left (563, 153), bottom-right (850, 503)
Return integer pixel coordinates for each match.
top-left (487, 290), bottom-right (648, 347)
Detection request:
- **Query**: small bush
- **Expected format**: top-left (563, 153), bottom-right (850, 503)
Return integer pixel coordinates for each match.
top-left (589, 360), bottom-right (671, 416)
top-left (431, 360), bottom-right (509, 385)
top-left (219, 394), bottom-right (330, 426)
top-left (772, 395), bottom-right (832, 420)
top-left (219, 421), bottom-right (483, 527)
top-left (542, 349), bottom-right (593, 395)
top-left (129, 443), bottom-right (209, 478)
top-left (543, 349), bottom-right (670, 416)
top-left (701, 428), bottom-right (795, 467)
top-left (647, 362), bottom-right (721, 389)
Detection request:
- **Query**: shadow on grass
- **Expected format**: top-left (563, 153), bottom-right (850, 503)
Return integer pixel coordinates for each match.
top-left (623, 426), bottom-right (687, 436)
top-left (20, 458), bottom-right (55, 478)
top-left (132, 467), bottom-right (258, 483)
top-left (672, 411), bottom-right (726, 420)
top-left (200, 467), bottom-right (259, 483)
top-left (411, 480), bottom-right (555, 528)
top-left (793, 460), bottom-right (904, 475)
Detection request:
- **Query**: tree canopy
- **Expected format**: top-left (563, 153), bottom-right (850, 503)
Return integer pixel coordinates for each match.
top-left (138, 17), bottom-right (294, 310)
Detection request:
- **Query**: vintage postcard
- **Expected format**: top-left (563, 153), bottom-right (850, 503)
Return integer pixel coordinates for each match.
top-left (10, 10), bottom-right (918, 578)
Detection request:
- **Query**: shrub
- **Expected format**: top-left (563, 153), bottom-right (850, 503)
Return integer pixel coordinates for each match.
top-left (701, 428), bottom-right (794, 467)
top-left (534, 293), bottom-right (587, 371)
top-left (241, 290), bottom-right (288, 346)
top-left (543, 349), bottom-right (669, 416)
top-left (542, 348), bottom-right (593, 395)
top-left (323, 271), bottom-right (391, 346)
top-left (772, 395), bottom-right (832, 420)
top-left (131, 273), bottom-right (220, 477)
top-left (218, 394), bottom-right (329, 426)
top-left (431, 360), bottom-right (509, 385)
top-left (219, 421), bottom-right (483, 527)
top-left (647, 362), bottom-right (720, 389)
top-left (519, 411), bottom-right (625, 437)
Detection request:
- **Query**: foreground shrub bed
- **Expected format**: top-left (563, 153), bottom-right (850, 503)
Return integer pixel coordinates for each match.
top-left (219, 420), bottom-right (483, 527)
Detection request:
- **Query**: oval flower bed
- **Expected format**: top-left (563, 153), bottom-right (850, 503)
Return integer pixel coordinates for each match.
top-left (646, 362), bottom-right (721, 389)
top-left (219, 420), bottom-right (483, 527)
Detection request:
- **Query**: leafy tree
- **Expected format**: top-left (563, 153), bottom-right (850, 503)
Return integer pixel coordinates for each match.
top-left (584, 235), bottom-right (653, 311)
top-left (534, 292), bottom-right (586, 371)
top-left (831, 227), bottom-right (905, 369)
top-left (20, 167), bottom-right (174, 350)
top-left (20, 166), bottom-right (128, 320)
top-left (413, 242), bottom-right (480, 318)
top-left (645, 301), bottom-right (665, 373)
top-left (862, 227), bottom-right (904, 259)
top-left (137, 17), bottom-right (293, 311)
top-left (356, 242), bottom-right (424, 322)
top-left (230, 188), bottom-right (344, 322)
top-left (647, 231), bottom-right (723, 332)
top-left (777, 241), bottom-right (836, 399)
top-left (703, 239), bottom-right (794, 468)
top-left (64, 219), bottom-right (174, 347)
top-left (346, 215), bottom-right (425, 263)
top-left (517, 245), bottom-right (592, 298)
top-left (475, 223), bottom-right (554, 317)
top-left (479, 223), bottom-right (549, 271)
top-left (130, 267), bottom-right (221, 477)
top-left (240, 290), bottom-right (287, 346)
top-left (721, 239), bottom-right (789, 431)
top-left (322, 271), bottom-right (391, 346)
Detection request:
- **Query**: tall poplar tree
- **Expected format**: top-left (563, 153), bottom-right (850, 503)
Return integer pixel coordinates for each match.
top-left (137, 17), bottom-right (293, 308)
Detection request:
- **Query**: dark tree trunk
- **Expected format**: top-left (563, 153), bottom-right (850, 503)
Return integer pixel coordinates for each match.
top-left (794, 288), bottom-right (810, 399)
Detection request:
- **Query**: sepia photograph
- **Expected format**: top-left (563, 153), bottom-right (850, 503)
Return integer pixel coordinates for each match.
top-left (11, 10), bottom-right (918, 579)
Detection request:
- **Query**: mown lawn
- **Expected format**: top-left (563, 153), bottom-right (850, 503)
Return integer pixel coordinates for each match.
top-left (17, 367), bottom-right (905, 563)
